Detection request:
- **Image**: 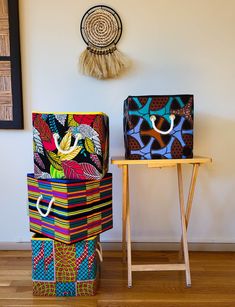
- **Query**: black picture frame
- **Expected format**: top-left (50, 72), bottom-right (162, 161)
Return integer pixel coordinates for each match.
top-left (0, 0), bottom-right (23, 129)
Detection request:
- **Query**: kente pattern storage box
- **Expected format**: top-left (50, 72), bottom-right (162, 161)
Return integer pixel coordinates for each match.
top-left (28, 173), bottom-right (113, 244)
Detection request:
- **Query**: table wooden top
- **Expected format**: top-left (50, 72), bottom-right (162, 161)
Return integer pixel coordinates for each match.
top-left (111, 156), bottom-right (212, 167)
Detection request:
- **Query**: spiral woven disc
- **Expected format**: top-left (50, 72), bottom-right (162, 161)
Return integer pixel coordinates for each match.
top-left (80, 5), bottom-right (122, 48)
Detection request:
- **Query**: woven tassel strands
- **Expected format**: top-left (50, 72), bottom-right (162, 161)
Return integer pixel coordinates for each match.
top-left (79, 45), bottom-right (129, 79)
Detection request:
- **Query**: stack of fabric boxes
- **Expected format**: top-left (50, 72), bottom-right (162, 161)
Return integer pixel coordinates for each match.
top-left (27, 112), bottom-right (112, 296)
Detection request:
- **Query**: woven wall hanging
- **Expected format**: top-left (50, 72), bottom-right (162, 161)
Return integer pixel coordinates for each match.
top-left (79, 5), bottom-right (128, 79)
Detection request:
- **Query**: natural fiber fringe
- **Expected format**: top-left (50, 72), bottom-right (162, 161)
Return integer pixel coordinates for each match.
top-left (79, 48), bottom-right (129, 79)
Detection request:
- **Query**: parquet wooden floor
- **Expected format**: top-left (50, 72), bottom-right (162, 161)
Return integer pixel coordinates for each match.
top-left (0, 250), bottom-right (235, 306)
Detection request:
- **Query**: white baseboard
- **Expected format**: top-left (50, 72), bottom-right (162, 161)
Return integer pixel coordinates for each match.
top-left (1, 242), bottom-right (235, 251)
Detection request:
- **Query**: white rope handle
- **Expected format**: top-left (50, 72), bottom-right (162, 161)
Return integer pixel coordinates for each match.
top-left (150, 114), bottom-right (175, 135)
top-left (96, 242), bottom-right (103, 262)
top-left (53, 133), bottom-right (82, 155)
top-left (36, 195), bottom-right (55, 218)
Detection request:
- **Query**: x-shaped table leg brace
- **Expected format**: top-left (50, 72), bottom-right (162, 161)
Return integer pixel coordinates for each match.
top-left (178, 163), bottom-right (200, 286)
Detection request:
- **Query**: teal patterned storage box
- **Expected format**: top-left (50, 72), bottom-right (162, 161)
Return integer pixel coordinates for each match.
top-left (124, 95), bottom-right (194, 159)
top-left (31, 234), bottom-right (102, 296)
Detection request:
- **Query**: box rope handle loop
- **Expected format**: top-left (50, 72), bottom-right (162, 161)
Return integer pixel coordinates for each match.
top-left (150, 114), bottom-right (175, 135)
top-left (36, 195), bottom-right (55, 218)
top-left (96, 242), bottom-right (103, 262)
top-left (53, 133), bottom-right (82, 155)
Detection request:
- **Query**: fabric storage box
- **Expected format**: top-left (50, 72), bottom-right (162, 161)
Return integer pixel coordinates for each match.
top-left (123, 95), bottom-right (193, 159)
top-left (32, 234), bottom-right (102, 296)
top-left (33, 112), bottom-right (109, 180)
top-left (28, 173), bottom-right (113, 244)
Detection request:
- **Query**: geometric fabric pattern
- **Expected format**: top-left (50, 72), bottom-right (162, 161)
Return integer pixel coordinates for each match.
top-left (56, 282), bottom-right (76, 296)
top-left (33, 281), bottom-right (56, 296)
top-left (32, 280), bottom-right (97, 297)
top-left (77, 279), bottom-right (97, 296)
top-left (123, 95), bottom-right (194, 159)
top-left (54, 241), bottom-right (76, 282)
top-left (76, 239), bottom-right (97, 281)
top-left (32, 112), bottom-right (109, 180)
top-left (32, 235), bottom-right (99, 296)
top-left (32, 240), bottom-right (55, 281)
top-left (28, 173), bottom-right (113, 244)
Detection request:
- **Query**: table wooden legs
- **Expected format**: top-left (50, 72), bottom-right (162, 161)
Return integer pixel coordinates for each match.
top-left (126, 167), bottom-right (132, 288)
top-left (121, 165), bottom-right (128, 263)
top-left (185, 164), bottom-right (200, 228)
top-left (177, 164), bottom-right (191, 287)
top-left (179, 163), bottom-right (200, 260)
top-left (121, 165), bottom-right (132, 287)
top-left (121, 163), bottom-right (200, 288)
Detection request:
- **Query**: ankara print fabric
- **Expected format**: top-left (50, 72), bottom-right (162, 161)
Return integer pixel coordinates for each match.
top-left (32, 239), bottom-right (55, 281)
top-left (123, 95), bottom-right (193, 159)
top-left (28, 173), bottom-right (113, 244)
top-left (32, 235), bottom-right (99, 296)
top-left (32, 235), bottom-right (98, 282)
top-left (33, 281), bottom-right (56, 296)
top-left (54, 241), bottom-right (77, 282)
top-left (33, 280), bottom-right (97, 296)
top-left (77, 279), bottom-right (97, 296)
top-left (33, 112), bottom-right (109, 180)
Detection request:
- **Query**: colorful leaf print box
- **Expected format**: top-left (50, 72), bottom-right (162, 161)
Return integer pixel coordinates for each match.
top-left (32, 235), bottom-right (101, 296)
top-left (123, 95), bottom-right (194, 159)
top-left (28, 173), bottom-right (113, 244)
top-left (33, 112), bottom-right (109, 180)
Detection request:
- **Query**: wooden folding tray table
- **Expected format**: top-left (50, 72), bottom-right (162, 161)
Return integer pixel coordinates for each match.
top-left (111, 156), bottom-right (212, 287)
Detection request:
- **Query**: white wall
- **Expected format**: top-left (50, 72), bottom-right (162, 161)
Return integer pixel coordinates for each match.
top-left (0, 0), bottom-right (235, 243)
